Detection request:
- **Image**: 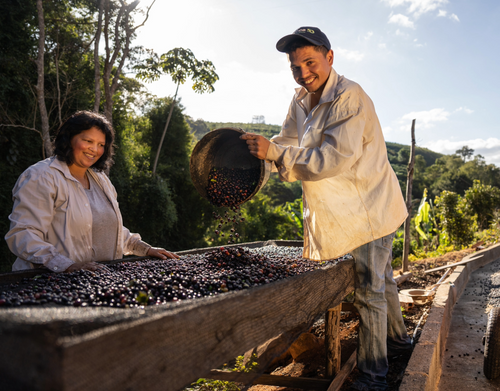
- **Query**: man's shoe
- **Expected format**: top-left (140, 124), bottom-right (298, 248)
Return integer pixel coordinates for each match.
top-left (387, 337), bottom-right (414, 359)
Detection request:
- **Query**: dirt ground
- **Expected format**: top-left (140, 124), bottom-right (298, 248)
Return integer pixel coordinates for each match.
top-left (247, 247), bottom-right (477, 391)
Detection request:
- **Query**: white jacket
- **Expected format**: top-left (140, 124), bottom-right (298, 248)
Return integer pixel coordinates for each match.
top-left (266, 68), bottom-right (407, 260)
top-left (5, 157), bottom-right (151, 272)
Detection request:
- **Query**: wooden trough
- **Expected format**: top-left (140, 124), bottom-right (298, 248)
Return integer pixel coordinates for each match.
top-left (0, 240), bottom-right (355, 391)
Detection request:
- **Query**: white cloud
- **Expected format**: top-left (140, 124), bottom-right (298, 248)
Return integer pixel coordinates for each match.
top-left (378, 43), bottom-right (388, 49)
top-left (450, 13), bottom-right (459, 22)
top-left (437, 9), bottom-right (447, 17)
top-left (388, 13), bottom-right (415, 28)
top-left (395, 29), bottom-right (409, 37)
top-left (335, 48), bottom-right (365, 62)
top-left (383, 126), bottom-right (394, 136)
top-left (413, 38), bottom-right (425, 47)
top-left (455, 107), bottom-right (474, 114)
top-left (382, 0), bottom-right (449, 17)
top-left (364, 31), bottom-right (374, 40)
top-left (423, 138), bottom-right (500, 166)
top-left (400, 108), bottom-right (450, 129)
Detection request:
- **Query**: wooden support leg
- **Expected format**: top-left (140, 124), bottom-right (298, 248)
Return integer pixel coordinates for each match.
top-left (325, 304), bottom-right (342, 378)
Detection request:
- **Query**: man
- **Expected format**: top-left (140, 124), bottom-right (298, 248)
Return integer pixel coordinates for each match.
top-left (241, 27), bottom-right (412, 391)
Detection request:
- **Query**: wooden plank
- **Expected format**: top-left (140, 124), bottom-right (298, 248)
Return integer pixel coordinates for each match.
top-left (423, 254), bottom-right (484, 274)
top-left (403, 119), bottom-right (416, 272)
top-left (325, 305), bottom-right (342, 377)
top-left (26, 259), bottom-right (353, 391)
top-left (327, 351), bottom-right (357, 391)
top-left (394, 271), bottom-right (412, 285)
top-left (206, 369), bottom-right (331, 390)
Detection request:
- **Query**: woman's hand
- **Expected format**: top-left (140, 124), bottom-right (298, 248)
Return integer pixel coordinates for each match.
top-left (147, 247), bottom-right (180, 260)
top-left (240, 133), bottom-right (270, 160)
top-left (66, 261), bottom-right (103, 273)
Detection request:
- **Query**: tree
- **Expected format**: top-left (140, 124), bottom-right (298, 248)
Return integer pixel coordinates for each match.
top-left (138, 97), bottom-right (214, 250)
top-left (456, 145), bottom-right (474, 162)
top-left (93, 0), bottom-right (104, 112)
top-left (97, 0), bottom-right (155, 122)
top-left (135, 47), bottom-right (219, 176)
top-left (35, 0), bottom-right (51, 157)
top-left (434, 190), bottom-right (476, 248)
top-left (464, 180), bottom-right (500, 230)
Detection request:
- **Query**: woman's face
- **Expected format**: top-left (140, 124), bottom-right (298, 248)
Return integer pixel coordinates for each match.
top-left (70, 127), bottom-right (106, 170)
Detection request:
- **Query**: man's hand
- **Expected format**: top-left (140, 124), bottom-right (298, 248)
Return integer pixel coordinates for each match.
top-left (147, 247), bottom-right (180, 260)
top-left (240, 133), bottom-right (270, 160)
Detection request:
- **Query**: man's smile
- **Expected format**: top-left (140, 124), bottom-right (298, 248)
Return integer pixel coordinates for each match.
top-left (303, 76), bottom-right (316, 85)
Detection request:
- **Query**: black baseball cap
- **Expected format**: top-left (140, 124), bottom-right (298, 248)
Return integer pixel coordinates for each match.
top-left (276, 26), bottom-right (331, 53)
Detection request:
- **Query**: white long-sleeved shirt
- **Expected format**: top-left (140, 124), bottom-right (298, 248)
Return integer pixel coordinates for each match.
top-left (5, 157), bottom-right (151, 272)
top-left (266, 68), bottom-right (407, 260)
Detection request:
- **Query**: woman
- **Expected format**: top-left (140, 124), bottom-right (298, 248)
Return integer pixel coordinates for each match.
top-left (5, 111), bottom-right (178, 272)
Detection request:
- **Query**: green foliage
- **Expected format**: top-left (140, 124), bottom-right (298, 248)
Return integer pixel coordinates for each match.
top-left (188, 379), bottom-right (241, 391)
top-left (434, 190), bottom-right (476, 248)
top-left (456, 145), bottom-right (474, 162)
top-left (205, 192), bottom-right (302, 247)
top-left (186, 116), bottom-right (211, 142)
top-left (386, 142), bottom-right (443, 167)
top-left (280, 198), bottom-right (304, 239)
top-left (118, 173), bottom-right (178, 245)
top-left (414, 189), bottom-right (431, 241)
top-left (413, 188), bottom-right (441, 250)
top-left (260, 173), bottom-right (302, 207)
top-left (0, 125), bottom-right (44, 272)
top-left (141, 98), bottom-right (214, 250)
top-left (464, 180), bottom-right (500, 230)
top-left (392, 230), bottom-right (404, 260)
top-left (237, 193), bottom-right (302, 242)
top-left (186, 354), bottom-right (258, 391)
top-left (135, 47), bottom-right (219, 94)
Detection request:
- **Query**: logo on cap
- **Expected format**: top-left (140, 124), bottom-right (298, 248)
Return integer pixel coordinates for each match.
top-left (296, 28), bottom-right (315, 34)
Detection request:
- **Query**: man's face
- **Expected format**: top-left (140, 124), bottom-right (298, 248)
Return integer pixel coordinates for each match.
top-left (288, 46), bottom-right (333, 94)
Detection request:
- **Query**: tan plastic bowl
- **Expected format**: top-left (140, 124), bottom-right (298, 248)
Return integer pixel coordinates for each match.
top-left (400, 288), bottom-right (436, 305)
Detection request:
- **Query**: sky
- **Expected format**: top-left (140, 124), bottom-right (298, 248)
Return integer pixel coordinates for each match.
top-left (133, 0), bottom-right (500, 166)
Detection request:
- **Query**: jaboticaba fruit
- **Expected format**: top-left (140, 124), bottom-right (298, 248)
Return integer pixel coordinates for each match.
top-left (0, 246), bottom-right (351, 308)
top-left (206, 167), bottom-right (260, 207)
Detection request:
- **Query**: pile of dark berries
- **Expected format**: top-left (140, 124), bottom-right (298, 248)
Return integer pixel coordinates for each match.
top-left (0, 246), bottom-right (349, 308)
top-left (206, 167), bottom-right (260, 207)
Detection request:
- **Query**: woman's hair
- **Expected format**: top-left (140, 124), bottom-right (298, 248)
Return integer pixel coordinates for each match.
top-left (53, 111), bottom-right (115, 171)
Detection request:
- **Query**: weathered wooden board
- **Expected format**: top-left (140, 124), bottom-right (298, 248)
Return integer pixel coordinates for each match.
top-left (327, 351), bottom-right (357, 391)
top-left (0, 241), bottom-right (355, 391)
top-left (325, 305), bottom-right (342, 377)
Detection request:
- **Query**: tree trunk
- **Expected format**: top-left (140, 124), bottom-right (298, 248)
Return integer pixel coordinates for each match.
top-left (403, 119), bottom-right (416, 272)
top-left (36, 0), bottom-right (50, 158)
top-left (152, 83), bottom-right (179, 177)
top-left (55, 30), bottom-right (63, 127)
top-left (101, 0), bottom-right (153, 124)
top-left (93, 0), bottom-right (104, 113)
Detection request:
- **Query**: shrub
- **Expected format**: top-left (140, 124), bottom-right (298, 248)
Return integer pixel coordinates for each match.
top-left (434, 190), bottom-right (476, 248)
top-left (464, 180), bottom-right (500, 230)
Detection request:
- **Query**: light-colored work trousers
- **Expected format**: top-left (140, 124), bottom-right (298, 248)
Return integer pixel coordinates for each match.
top-left (351, 232), bottom-right (411, 389)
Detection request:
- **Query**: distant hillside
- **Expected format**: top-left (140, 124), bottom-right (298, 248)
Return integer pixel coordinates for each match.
top-left (386, 141), bottom-right (443, 167)
top-left (206, 122), bottom-right (281, 140)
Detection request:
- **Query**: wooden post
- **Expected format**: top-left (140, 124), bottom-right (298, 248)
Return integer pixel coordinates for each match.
top-left (325, 305), bottom-right (342, 377)
top-left (403, 119), bottom-right (416, 272)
